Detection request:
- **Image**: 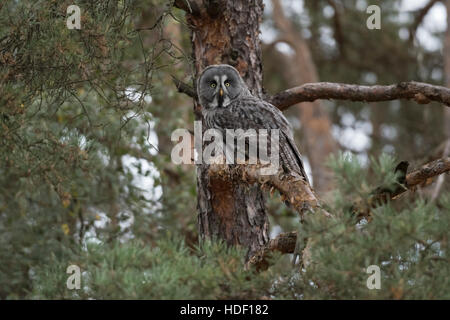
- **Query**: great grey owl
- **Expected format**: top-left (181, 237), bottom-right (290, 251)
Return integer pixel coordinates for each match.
top-left (197, 64), bottom-right (309, 182)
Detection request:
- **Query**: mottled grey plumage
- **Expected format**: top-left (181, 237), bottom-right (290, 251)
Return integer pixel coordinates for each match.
top-left (197, 64), bottom-right (309, 182)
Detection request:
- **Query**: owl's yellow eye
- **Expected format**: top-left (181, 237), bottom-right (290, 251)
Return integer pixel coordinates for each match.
top-left (225, 82), bottom-right (230, 87)
top-left (210, 82), bottom-right (216, 88)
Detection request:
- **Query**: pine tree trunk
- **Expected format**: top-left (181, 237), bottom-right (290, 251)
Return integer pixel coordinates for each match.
top-left (185, 0), bottom-right (269, 259)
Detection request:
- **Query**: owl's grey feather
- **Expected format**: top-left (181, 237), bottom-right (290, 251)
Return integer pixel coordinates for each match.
top-left (198, 64), bottom-right (309, 183)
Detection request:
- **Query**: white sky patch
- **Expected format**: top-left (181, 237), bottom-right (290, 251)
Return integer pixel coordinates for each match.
top-left (341, 112), bottom-right (356, 127)
top-left (356, 153), bottom-right (369, 167)
top-left (90, 88), bottom-right (162, 242)
top-left (362, 72), bottom-right (378, 85)
top-left (59, 129), bottom-right (88, 150)
top-left (334, 126), bottom-right (371, 152)
top-left (260, 22), bottom-right (278, 43)
top-left (323, 5), bottom-right (335, 19)
top-left (303, 155), bottom-right (313, 186)
top-left (382, 144), bottom-right (395, 154)
top-left (125, 87), bottom-right (152, 104)
top-left (380, 124), bottom-right (398, 140)
top-left (263, 0), bottom-right (273, 14)
top-left (79, 211), bottom-right (109, 249)
top-left (401, 0), bottom-right (447, 51)
top-left (398, 27), bottom-right (410, 40)
top-left (93, 211), bottom-right (110, 229)
top-left (275, 42), bottom-right (296, 56)
top-left (319, 26), bottom-right (336, 48)
top-left (283, 0), bottom-right (304, 17)
top-left (122, 88), bottom-right (161, 208)
top-left (270, 225), bottom-right (283, 239)
top-left (356, 0), bottom-right (368, 11)
top-left (400, 0), bottom-right (433, 12)
top-left (431, 67), bottom-right (443, 81)
top-left (122, 155), bottom-right (163, 203)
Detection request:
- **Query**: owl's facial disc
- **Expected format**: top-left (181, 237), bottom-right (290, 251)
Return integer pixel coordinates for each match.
top-left (210, 75), bottom-right (231, 108)
top-left (198, 64), bottom-right (245, 110)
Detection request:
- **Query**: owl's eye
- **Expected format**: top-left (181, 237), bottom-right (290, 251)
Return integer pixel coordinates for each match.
top-left (224, 82), bottom-right (230, 87)
top-left (210, 82), bottom-right (216, 88)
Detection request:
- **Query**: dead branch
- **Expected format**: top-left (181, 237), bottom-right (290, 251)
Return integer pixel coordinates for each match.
top-left (174, 79), bottom-right (450, 111)
top-left (269, 82), bottom-right (450, 111)
top-left (173, 0), bottom-right (200, 15)
top-left (405, 157), bottom-right (450, 188)
top-left (245, 231), bottom-right (297, 271)
top-left (208, 162), bottom-right (323, 217)
top-left (172, 76), bottom-right (196, 98)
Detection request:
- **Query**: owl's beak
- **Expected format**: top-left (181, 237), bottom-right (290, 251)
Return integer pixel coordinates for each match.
top-left (219, 88), bottom-right (224, 97)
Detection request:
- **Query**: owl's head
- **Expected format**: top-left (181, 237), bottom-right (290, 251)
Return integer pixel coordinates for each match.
top-left (197, 64), bottom-right (249, 109)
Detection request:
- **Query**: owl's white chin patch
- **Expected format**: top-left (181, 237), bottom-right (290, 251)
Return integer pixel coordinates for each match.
top-left (209, 96), bottom-right (231, 108)
top-left (209, 97), bottom-right (218, 108)
top-left (222, 97), bottom-right (231, 107)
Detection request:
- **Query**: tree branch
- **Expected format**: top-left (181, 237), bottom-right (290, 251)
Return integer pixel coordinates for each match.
top-left (173, 0), bottom-right (200, 15)
top-left (208, 162), bottom-right (324, 217)
top-left (172, 76), bottom-right (196, 98)
top-left (246, 156), bottom-right (450, 271)
top-left (268, 81), bottom-right (450, 111)
top-left (174, 78), bottom-right (450, 111)
top-left (405, 157), bottom-right (450, 188)
top-left (246, 231), bottom-right (297, 271)
top-left (326, 0), bottom-right (346, 58)
top-left (409, 0), bottom-right (442, 43)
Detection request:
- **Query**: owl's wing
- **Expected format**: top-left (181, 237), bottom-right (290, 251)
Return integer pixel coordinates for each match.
top-left (280, 127), bottom-right (310, 183)
top-left (212, 97), bottom-right (309, 183)
top-left (259, 100), bottom-right (310, 184)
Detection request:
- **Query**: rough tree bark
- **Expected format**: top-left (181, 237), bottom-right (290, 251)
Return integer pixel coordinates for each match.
top-left (181, 0), bottom-right (269, 259)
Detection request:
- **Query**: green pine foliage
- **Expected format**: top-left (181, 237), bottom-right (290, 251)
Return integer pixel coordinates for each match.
top-left (26, 155), bottom-right (450, 299)
top-left (282, 154), bottom-right (450, 299)
top-left (30, 238), bottom-right (275, 300)
top-left (0, 0), bottom-right (193, 298)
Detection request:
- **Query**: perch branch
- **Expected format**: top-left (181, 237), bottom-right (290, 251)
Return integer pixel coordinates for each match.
top-left (174, 79), bottom-right (450, 111)
top-left (208, 162), bottom-right (324, 217)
